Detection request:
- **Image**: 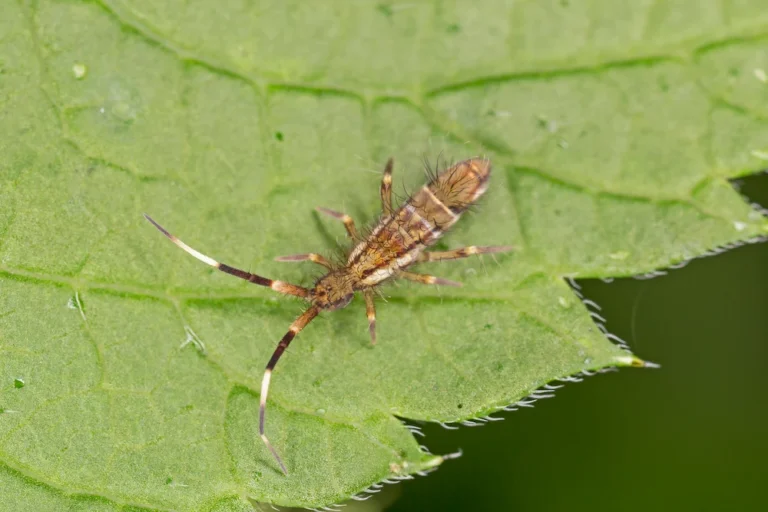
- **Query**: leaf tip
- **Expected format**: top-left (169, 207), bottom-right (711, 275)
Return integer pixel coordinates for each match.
top-left (398, 449), bottom-right (461, 476)
top-left (615, 355), bottom-right (661, 369)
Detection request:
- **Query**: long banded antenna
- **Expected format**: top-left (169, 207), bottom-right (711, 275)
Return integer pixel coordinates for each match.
top-left (260, 306), bottom-right (320, 474)
top-left (143, 214), bottom-right (309, 299)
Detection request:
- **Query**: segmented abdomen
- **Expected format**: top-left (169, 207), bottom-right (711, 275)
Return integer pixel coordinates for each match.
top-left (349, 158), bottom-right (491, 286)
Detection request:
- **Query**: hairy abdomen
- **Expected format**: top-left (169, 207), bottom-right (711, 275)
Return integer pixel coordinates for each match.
top-left (349, 158), bottom-right (491, 286)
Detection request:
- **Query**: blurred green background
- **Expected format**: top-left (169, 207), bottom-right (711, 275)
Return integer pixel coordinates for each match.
top-left (388, 173), bottom-right (768, 512)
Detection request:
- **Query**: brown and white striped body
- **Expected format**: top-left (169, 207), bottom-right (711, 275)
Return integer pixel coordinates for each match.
top-left (348, 158), bottom-right (491, 288)
top-left (144, 156), bottom-right (511, 475)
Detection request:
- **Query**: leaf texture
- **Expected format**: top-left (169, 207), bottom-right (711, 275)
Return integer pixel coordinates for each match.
top-left (1, 0), bottom-right (767, 509)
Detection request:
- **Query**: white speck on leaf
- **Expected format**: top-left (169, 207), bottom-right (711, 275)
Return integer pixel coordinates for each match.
top-left (754, 68), bottom-right (767, 83)
top-left (180, 326), bottom-right (206, 354)
top-left (67, 292), bottom-right (86, 322)
top-left (72, 62), bottom-right (87, 79)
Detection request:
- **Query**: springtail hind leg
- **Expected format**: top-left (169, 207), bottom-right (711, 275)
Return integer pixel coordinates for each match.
top-left (396, 271), bottom-right (462, 287)
top-left (419, 245), bottom-right (514, 262)
top-left (380, 158), bottom-right (394, 217)
top-left (316, 207), bottom-right (359, 240)
top-left (275, 253), bottom-right (333, 269)
top-left (364, 290), bottom-right (377, 345)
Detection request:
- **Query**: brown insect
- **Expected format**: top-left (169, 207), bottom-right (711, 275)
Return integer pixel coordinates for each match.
top-left (144, 157), bottom-right (511, 474)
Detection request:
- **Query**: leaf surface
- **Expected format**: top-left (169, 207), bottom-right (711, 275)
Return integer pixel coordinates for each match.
top-left (1, 0), bottom-right (767, 509)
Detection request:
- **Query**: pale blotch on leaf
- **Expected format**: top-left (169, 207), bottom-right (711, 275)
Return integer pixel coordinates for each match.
top-left (557, 296), bottom-right (572, 308)
top-left (754, 68), bottom-right (767, 83)
top-left (72, 62), bottom-right (87, 79)
top-left (733, 221), bottom-right (747, 232)
top-left (108, 82), bottom-right (141, 123)
top-left (750, 149), bottom-right (768, 161)
top-left (111, 102), bottom-right (137, 122)
top-left (609, 251), bottom-right (630, 260)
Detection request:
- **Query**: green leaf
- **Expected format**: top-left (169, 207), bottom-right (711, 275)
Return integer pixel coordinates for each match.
top-left (1, 0), bottom-right (767, 509)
